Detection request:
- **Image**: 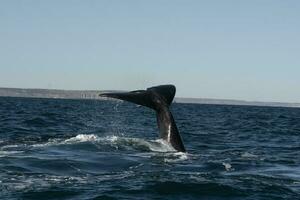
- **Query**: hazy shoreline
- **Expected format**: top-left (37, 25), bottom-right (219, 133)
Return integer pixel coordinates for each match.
top-left (1, 87), bottom-right (299, 108)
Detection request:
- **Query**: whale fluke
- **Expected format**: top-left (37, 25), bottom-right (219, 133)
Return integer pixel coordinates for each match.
top-left (99, 85), bottom-right (186, 152)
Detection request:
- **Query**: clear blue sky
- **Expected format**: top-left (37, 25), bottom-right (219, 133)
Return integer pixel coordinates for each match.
top-left (0, 1), bottom-right (300, 102)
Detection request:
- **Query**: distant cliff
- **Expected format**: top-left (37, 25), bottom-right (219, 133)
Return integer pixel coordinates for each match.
top-left (0, 87), bottom-right (299, 108)
top-left (174, 97), bottom-right (300, 108)
top-left (0, 87), bottom-right (104, 99)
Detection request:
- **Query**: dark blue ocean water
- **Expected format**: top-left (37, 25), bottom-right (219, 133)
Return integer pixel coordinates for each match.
top-left (0, 97), bottom-right (299, 200)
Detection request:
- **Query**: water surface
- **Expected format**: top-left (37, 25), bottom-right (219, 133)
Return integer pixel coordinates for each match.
top-left (0, 97), bottom-right (299, 199)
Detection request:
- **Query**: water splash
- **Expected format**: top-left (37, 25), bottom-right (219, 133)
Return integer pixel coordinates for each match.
top-left (25, 134), bottom-right (177, 153)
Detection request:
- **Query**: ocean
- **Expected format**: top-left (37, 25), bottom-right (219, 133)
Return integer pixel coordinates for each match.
top-left (0, 97), bottom-right (299, 200)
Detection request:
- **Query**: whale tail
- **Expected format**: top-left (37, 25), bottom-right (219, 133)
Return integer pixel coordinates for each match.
top-left (99, 85), bottom-right (176, 110)
top-left (99, 85), bottom-right (185, 152)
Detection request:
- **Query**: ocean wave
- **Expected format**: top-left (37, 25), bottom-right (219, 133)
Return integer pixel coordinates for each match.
top-left (0, 134), bottom-right (188, 164)
top-left (145, 181), bottom-right (246, 197)
top-left (241, 152), bottom-right (258, 158)
top-left (0, 150), bottom-right (23, 157)
top-left (31, 134), bottom-right (177, 153)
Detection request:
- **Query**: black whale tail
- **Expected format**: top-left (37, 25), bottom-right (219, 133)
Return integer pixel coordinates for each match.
top-left (99, 85), bottom-right (186, 152)
top-left (99, 85), bottom-right (176, 110)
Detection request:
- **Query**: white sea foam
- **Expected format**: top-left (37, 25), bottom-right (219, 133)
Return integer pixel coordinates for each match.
top-left (31, 139), bottom-right (60, 147)
top-left (222, 162), bottom-right (234, 171)
top-left (1, 134), bottom-right (185, 160)
top-left (64, 134), bottom-right (99, 143)
top-left (30, 134), bottom-right (178, 153)
top-left (32, 134), bottom-right (101, 147)
top-left (164, 152), bottom-right (189, 163)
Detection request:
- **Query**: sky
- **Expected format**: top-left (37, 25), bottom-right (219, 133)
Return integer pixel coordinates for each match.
top-left (0, 1), bottom-right (300, 102)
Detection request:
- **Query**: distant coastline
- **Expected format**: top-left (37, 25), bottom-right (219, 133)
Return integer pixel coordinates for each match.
top-left (0, 87), bottom-right (299, 108)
